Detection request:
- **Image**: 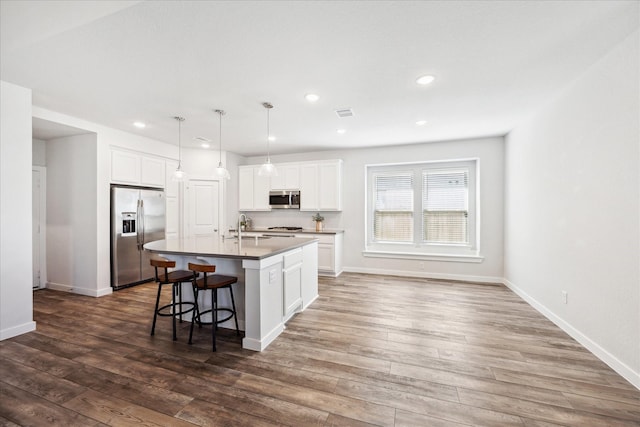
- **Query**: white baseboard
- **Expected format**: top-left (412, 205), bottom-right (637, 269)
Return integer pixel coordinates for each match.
top-left (0, 320), bottom-right (36, 340)
top-left (342, 266), bottom-right (503, 284)
top-left (46, 282), bottom-right (113, 297)
top-left (243, 323), bottom-right (284, 351)
top-left (503, 278), bottom-right (640, 390)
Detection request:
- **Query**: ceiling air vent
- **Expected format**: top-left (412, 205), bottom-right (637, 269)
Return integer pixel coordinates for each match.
top-left (335, 108), bottom-right (354, 118)
top-left (194, 136), bottom-right (211, 143)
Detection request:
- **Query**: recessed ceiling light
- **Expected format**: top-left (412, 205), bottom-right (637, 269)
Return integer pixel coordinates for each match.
top-left (416, 75), bottom-right (435, 85)
top-left (201, 143), bottom-right (210, 148)
top-left (305, 93), bottom-right (319, 103)
top-left (337, 129), bottom-right (346, 134)
top-left (416, 120), bottom-right (427, 126)
top-left (268, 135), bottom-right (276, 142)
top-left (133, 121), bottom-right (146, 128)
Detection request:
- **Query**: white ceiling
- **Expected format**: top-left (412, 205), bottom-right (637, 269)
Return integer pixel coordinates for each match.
top-left (1, 1), bottom-right (638, 155)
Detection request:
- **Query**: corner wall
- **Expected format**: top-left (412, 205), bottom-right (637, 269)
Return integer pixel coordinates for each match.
top-left (46, 133), bottom-right (98, 296)
top-left (0, 81), bottom-right (36, 339)
top-left (504, 30), bottom-right (640, 387)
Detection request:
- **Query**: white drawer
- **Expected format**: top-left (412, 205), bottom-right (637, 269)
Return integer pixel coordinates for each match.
top-left (283, 248), bottom-right (303, 269)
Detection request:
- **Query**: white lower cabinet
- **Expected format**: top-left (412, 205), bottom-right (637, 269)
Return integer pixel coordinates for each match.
top-left (282, 248), bottom-right (303, 322)
top-left (295, 233), bottom-right (343, 277)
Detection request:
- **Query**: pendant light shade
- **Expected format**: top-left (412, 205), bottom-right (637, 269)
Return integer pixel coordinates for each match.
top-left (172, 116), bottom-right (187, 182)
top-left (213, 109), bottom-right (231, 180)
top-left (258, 102), bottom-right (278, 177)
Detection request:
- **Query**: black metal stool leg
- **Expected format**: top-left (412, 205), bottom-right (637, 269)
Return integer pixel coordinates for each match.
top-left (211, 288), bottom-right (218, 351)
top-left (171, 283), bottom-right (178, 341)
top-left (189, 286), bottom-right (198, 345)
top-left (151, 282), bottom-right (163, 336)
top-left (228, 285), bottom-right (240, 336)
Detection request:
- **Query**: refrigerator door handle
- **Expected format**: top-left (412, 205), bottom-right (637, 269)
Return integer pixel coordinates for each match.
top-left (136, 199), bottom-right (141, 250)
top-left (140, 199), bottom-right (145, 245)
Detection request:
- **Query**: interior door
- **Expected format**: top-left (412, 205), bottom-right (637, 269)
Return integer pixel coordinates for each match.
top-left (187, 179), bottom-right (220, 237)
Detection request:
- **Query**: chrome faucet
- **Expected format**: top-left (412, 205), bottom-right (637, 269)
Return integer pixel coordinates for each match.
top-left (238, 213), bottom-right (247, 239)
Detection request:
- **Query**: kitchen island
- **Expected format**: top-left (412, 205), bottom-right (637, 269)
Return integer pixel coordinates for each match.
top-left (144, 235), bottom-right (318, 351)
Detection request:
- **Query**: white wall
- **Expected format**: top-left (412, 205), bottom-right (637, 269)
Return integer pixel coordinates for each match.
top-left (32, 138), bottom-right (46, 166)
top-left (32, 107), bottom-right (180, 296)
top-left (46, 133), bottom-right (99, 295)
top-left (0, 81), bottom-right (36, 340)
top-left (247, 136), bottom-right (505, 282)
top-left (504, 30), bottom-right (639, 388)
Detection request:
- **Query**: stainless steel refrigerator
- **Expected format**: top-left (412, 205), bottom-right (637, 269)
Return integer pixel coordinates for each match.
top-left (111, 185), bottom-right (165, 290)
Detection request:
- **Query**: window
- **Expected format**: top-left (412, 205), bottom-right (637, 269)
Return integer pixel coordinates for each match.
top-left (373, 172), bottom-right (413, 242)
top-left (365, 159), bottom-right (480, 261)
top-left (422, 169), bottom-right (468, 244)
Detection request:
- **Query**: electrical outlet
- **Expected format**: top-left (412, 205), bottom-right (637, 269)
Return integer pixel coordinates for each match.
top-left (419, 261), bottom-right (425, 270)
top-left (562, 291), bottom-right (568, 304)
top-left (269, 269), bottom-right (277, 284)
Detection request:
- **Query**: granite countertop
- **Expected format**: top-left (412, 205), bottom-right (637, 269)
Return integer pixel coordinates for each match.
top-left (144, 235), bottom-right (318, 260)
top-left (247, 227), bottom-right (344, 235)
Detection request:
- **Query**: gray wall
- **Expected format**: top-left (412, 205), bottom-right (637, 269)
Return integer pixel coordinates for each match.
top-left (504, 30), bottom-right (639, 387)
top-left (246, 136), bottom-right (505, 282)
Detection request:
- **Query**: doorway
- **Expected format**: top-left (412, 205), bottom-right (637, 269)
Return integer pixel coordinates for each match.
top-left (32, 166), bottom-right (47, 289)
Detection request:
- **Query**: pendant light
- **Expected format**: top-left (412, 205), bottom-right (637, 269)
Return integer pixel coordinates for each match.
top-left (172, 116), bottom-right (187, 181)
top-left (258, 102), bottom-right (278, 177)
top-left (213, 109), bottom-right (231, 180)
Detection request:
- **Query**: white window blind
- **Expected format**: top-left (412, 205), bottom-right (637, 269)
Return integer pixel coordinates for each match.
top-left (422, 169), bottom-right (469, 243)
top-left (373, 172), bottom-right (413, 242)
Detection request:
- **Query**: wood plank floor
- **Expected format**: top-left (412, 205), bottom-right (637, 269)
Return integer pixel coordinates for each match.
top-left (1, 273), bottom-right (638, 426)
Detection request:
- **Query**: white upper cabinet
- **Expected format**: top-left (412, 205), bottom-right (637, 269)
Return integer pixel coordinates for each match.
top-left (141, 156), bottom-right (165, 187)
top-left (111, 149), bottom-right (165, 188)
top-left (240, 159), bottom-right (342, 211)
top-left (111, 150), bottom-right (140, 184)
top-left (299, 160), bottom-right (342, 211)
top-left (239, 165), bottom-right (271, 211)
top-left (318, 161), bottom-right (342, 211)
top-left (270, 164), bottom-right (300, 190)
top-left (299, 163), bottom-right (319, 211)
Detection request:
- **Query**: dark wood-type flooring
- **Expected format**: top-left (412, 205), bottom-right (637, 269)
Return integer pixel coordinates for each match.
top-left (1, 273), bottom-right (639, 426)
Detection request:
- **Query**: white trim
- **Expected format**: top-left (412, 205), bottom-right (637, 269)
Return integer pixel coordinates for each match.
top-left (503, 278), bottom-right (640, 390)
top-left (32, 166), bottom-right (47, 289)
top-left (242, 323), bottom-right (284, 351)
top-left (46, 281), bottom-right (113, 297)
top-left (343, 266), bottom-right (502, 284)
top-left (0, 321), bottom-right (36, 340)
top-left (362, 250), bottom-right (484, 263)
top-left (300, 293), bottom-right (320, 310)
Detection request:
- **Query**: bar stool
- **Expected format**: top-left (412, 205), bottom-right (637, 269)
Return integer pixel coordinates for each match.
top-left (187, 262), bottom-right (239, 351)
top-left (150, 258), bottom-right (196, 341)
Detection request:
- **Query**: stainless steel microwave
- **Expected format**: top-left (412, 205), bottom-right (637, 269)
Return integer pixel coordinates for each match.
top-left (269, 190), bottom-right (300, 209)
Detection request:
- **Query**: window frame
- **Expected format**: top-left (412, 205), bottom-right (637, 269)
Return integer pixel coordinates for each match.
top-left (364, 158), bottom-right (482, 262)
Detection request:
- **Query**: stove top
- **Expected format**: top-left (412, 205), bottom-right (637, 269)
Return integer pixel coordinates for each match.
top-left (268, 226), bottom-right (303, 231)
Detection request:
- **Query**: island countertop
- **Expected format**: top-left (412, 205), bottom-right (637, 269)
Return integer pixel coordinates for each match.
top-left (144, 235), bottom-right (318, 260)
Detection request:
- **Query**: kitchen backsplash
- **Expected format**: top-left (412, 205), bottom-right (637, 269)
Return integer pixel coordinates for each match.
top-left (233, 211), bottom-right (343, 231)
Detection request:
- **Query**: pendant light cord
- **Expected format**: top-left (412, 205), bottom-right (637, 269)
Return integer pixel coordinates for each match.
top-left (174, 116), bottom-right (185, 169)
top-left (262, 102), bottom-right (273, 162)
top-left (217, 110), bottom-right (225, 166)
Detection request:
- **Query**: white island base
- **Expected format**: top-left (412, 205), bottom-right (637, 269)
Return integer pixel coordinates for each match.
top-left (145, 237), bottom-right (318, 351)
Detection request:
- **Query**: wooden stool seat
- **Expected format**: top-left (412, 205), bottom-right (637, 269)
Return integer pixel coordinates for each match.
top-left (187, 262), bottom-right (240, 351)
top-left (150, 258), bottom-right (196, 341)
